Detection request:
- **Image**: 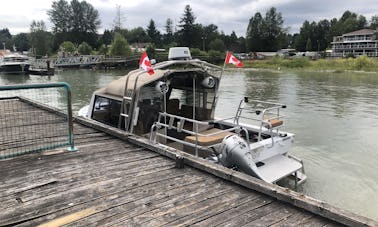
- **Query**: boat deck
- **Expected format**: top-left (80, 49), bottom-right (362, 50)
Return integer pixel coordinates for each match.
top-left (0, 99), bottom-right (375, 226)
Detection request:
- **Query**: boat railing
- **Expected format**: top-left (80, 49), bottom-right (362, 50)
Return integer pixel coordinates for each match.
top-left (150, 112), bottom-right (249, 157)
top-left (233, 98), bottom-right (287, 142)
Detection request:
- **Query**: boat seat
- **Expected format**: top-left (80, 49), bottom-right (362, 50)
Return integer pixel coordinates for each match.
top-left (167, 99), bottom-right (180, 115)
top-left (184, 128), bottom-right (235, 146)
top-left (180, 105), bottom-right (212, 120)
top-left (263, 116), bottom-right (283, 128)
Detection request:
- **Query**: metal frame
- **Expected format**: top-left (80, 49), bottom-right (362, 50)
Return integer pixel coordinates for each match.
top-left (0, 82), bottom-right (77, 159)
top-left (150, 112), bottom-right (249, 157)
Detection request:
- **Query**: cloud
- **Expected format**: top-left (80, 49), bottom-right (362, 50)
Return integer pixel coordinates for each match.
top-left (1, 0), bottom-right (377, 36)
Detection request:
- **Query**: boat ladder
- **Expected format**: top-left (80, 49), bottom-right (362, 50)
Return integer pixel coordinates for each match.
top-left (118, 75), bottom-right (135, 132)
top-left (118, 70), bottom-right (145, 132)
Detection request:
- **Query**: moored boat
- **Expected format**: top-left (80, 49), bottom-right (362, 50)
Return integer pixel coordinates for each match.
top-left (79, 47), bottom-right (307, 186)
top-left (0, 52), bottom-right (30, 74)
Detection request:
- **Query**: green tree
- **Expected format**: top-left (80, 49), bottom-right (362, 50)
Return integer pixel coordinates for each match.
top-left (48, 0), bottom-right (71, 33)
top-left (78, 41), bottom-right (93, 55)
top-left (202, 24), bottom-right (219, 51)
top-left (98, 44), bottom-right (108, 55)
top-left (30, 20), bottom-right (52, 56)
top-left (109, 32), bottom-right (131, 56)
top-left (48, 0), bottom-right (101, 48)
top-left (246, 7), bottom-right (286, 51)
top-left (12, 33), bottom-right (30, 52)
top-left (146, 44), bottom-right (156, 58)
top-left (0, 28), bottom-right (12, 50)
top-left (295, 20), bottom-right (315, 51)
top-left (208, 38), bottom-right (225, 52)
top-left (178, 5), bottom-right (196, 47)
top-left (146, 19), bottom-right (161, 46)
top-left (306, 38), bottom-right (312, 51)
top-left (126, 27), bottom-right (149, 44)
top-left (246, 12), bottom-right (264, 51)
top-left (315, 19), bottom-right (331, 50)
top-left (263, 7), bottom-right (285, 51)
top-left (370, 15), bottom-right (378, 28)
top-left (100, 29), bottom-right (113, 46)
top-left (332, 11), bottom-right (367, 35)
top-left (163, 18), bottom-right (174, 45)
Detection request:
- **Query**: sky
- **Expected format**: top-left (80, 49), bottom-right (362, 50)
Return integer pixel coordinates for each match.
top-left (1, 0), bottom-right (378, 37)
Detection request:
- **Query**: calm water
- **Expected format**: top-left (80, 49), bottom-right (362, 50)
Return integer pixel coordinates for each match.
top-left (1, 69), bottom-right (377, 220)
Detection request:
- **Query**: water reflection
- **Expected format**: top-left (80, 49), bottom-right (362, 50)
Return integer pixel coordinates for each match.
top-left (0, 74), bottom-right (31, 84)
top-left (243, 71), bottom-right (281, 102)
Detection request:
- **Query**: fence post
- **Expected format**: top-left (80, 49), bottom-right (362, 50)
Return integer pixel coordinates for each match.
top-left (62, 82), bottom-right (78, 152)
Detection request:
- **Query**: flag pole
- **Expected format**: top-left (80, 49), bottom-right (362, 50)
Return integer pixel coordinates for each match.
top-left (212, 51), bottom-right (229, 113)
top-left (219, 51), bottom-right (229, 82)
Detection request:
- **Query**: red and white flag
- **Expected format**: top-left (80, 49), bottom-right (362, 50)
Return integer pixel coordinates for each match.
top-left (139, 51), bottom-right (154, 75)
top-left (225, 52), bottom-right (243, 68)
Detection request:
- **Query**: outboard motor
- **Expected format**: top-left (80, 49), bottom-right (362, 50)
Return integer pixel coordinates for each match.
top-left (219, 135), bottom-right (264, 180)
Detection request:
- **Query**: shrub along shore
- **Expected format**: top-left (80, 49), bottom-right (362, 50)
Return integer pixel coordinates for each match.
top-left (242, 55), bottom-right (378, 72)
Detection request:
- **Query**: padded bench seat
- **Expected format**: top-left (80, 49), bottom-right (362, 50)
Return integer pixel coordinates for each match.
top-left (265, 118), bottom-right (283, 128)
top-left (184, 128), bottom-right (235, 146)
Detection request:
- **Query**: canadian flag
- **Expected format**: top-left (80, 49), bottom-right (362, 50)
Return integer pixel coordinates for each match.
top-left (139, 51), bottom-right (155, 75)
top-left (225, 52), bottom-right (243, 68)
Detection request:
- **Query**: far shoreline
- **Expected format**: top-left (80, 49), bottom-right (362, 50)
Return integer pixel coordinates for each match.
top-left (225, 56), bottom-right (378, 74)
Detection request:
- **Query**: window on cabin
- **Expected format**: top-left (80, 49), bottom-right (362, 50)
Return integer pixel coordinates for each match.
top-left (92, 96), bottom-right (121, 127)
top-left (169, 88), bottom-right (215, 120)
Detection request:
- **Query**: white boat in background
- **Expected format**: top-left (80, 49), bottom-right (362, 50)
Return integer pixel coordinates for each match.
top-left (79, 47), bottom-right (307, 186)
top-left (0, 52), bottom-right (30, 74)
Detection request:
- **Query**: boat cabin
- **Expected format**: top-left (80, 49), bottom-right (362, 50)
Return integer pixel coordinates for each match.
top-left (87, 59), bottom-right (222, 137)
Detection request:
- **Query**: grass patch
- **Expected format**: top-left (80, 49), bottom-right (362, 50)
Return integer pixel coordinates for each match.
top-left (243, 55), bottom-right (378, 72)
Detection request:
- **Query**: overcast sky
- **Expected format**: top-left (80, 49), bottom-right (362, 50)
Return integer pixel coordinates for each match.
top-left (2, 0), bottom-right (378, 36)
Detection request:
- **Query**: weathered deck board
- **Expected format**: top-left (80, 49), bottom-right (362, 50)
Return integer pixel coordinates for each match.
top-left (0, 99), bottom-right (376, 226)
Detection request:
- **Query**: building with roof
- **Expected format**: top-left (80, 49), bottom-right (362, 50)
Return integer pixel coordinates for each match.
top-left (331, 28), bottom-right (378, 57)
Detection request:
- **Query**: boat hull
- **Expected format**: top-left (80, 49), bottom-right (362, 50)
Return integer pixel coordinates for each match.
top-left (0, 64), bottom-right (30, 74)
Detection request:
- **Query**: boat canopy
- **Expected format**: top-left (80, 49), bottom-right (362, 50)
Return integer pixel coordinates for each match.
top-left (94, 59), bottom-right (223, 100)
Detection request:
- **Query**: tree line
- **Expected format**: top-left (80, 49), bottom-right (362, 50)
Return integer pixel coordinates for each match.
top-left (1, 0), bottom-right (378, 58)
top-left (247, 9), bottom-right (378, 52)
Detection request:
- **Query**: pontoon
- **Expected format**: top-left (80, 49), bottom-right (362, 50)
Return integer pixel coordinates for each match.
top-left (79, 47), bottom-right (307, 186)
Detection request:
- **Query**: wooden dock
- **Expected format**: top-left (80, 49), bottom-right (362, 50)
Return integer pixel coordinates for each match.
top-left (0, 99), bottom-right (376, 226)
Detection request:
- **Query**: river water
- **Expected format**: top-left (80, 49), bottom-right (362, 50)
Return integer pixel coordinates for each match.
top-left (1, 69), bottom-right (377, 221)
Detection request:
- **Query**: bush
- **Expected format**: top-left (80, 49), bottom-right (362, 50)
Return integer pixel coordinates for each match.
top-left (98, 44), bottom-right (108, 55)
top-left (190, 48), bottom-right (208, 60)
top-left (208, 38), bottom-right (225, 52)
top-left (60, 41), bottom-right (76, 53)
top-left (281, 58), bottom-right (310, 68)
top-left (208, 50), bottom-right (224, 63)
top-left (353, 55), bottom-right (372, 70)
top-left (146, 44), bottom-right (156, 59)
top-left (109, 32), bottom-right (131, 57)
top-left (78, 42), bottom-right (93, 55)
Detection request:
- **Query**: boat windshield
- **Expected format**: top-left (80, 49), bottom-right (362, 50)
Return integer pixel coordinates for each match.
top-left (133, 71), bottom-right (218, 134)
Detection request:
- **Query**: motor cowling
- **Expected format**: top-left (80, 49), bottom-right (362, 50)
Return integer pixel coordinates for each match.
top-left (219, 135), bottom-right (249, 167)
top-left (219, 134), bottom-right (260, 178)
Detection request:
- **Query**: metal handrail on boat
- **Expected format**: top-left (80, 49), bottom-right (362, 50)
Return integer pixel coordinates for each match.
top-left (231, 98), bottom-right (287, 145)
top-left (150, 112), bottom-right (249, 157)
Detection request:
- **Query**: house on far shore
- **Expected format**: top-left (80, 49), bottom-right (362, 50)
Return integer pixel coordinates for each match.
top-left (331, 28), bottom-right (378, 57)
